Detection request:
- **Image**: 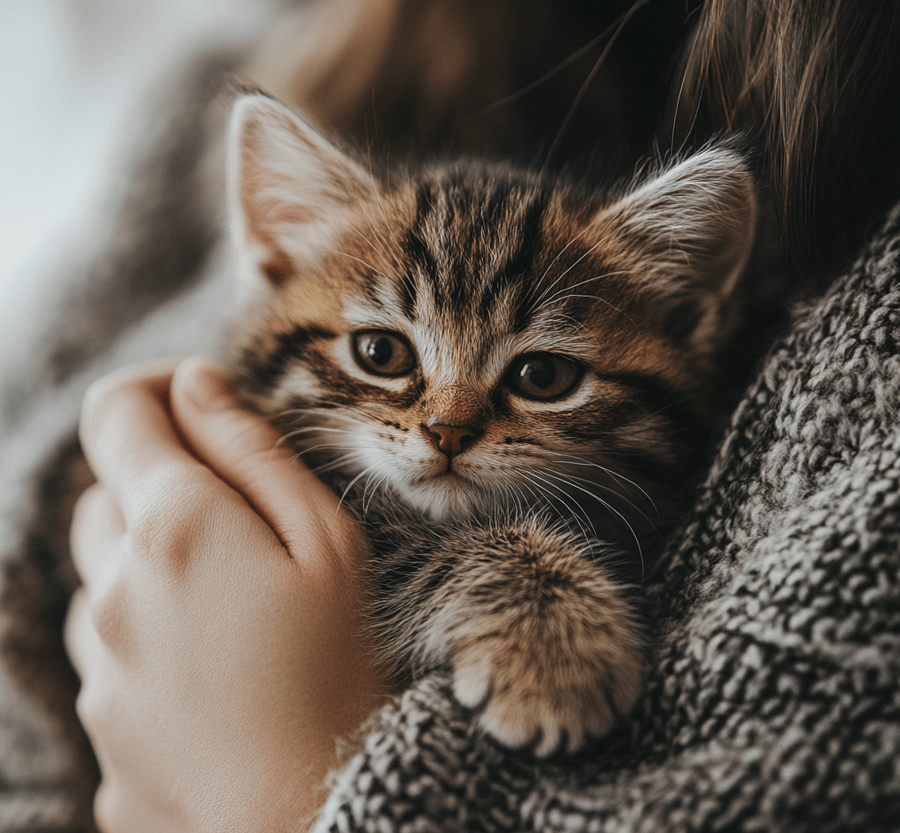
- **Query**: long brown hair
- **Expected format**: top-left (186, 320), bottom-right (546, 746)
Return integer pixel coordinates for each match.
top-left (663, 0), bottom-right (900, 285)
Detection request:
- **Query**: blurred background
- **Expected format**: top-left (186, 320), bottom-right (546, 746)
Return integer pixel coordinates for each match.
top-left (0, 0), bottom-right (282, 341)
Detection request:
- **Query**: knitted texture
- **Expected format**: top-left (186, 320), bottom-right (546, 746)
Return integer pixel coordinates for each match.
top-left (313, 206), bottom-right (900, 832)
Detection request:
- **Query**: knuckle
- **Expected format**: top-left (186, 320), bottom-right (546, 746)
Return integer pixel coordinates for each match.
top-left (75, 681), bottom-right (109, 738)
top-left (87, 583), bottom-right (131, 653)
top-left (127, 463), bottom-right (220, 566)
top-left (81, 372), bottom-right (139, 433)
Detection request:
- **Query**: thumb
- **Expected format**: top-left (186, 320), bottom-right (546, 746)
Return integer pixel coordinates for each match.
top-left (169, 357), bottom-right (362, 563)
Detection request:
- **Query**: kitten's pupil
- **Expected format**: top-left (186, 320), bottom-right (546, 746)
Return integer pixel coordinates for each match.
top-left (506, 353), bottom-right (583, 400)
top-left (366, 335), bottom-right (392, 365)
top-left (353, 330), bottom-right (417, 376)
top-left (521, 357), bottom-right (554, 389)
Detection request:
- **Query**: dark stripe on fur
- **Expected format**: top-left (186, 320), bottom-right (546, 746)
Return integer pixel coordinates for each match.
top-left (402, 182), bottom-right (439, 300)
top-left (235, 325), bottom-right (337, 397)
top-left (489, 191), bottom-right (549, 330)
top-left (597, 371), bottom-right (698, 430)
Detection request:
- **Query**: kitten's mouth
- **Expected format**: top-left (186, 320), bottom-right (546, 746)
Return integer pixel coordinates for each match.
top-left (400, 467), bottom-right (490, 520)
top-left (413, 468), bottom-right (468, 486)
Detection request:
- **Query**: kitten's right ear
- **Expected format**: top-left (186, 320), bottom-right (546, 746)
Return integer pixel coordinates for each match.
top-left (228, 93), bottom-right (375, 287)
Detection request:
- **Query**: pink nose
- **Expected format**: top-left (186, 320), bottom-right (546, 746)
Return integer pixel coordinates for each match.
top-left (423, 423), bottom-right (482, 458)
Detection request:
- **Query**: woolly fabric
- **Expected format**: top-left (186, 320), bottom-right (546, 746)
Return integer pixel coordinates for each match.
top-left (312, 206), bottom-right (900, 832)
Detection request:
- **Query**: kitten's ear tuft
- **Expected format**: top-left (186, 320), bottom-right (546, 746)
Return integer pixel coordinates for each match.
top-left (228, 93), bottom-right (375, 287)
top-left (596, 143), bottom-right (759, 340)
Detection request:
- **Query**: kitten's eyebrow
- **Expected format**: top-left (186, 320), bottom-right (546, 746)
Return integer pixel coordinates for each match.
top-left (398, 181), bottom-right (438, 318)
top-left (485, 192), bottom-right (548, 330)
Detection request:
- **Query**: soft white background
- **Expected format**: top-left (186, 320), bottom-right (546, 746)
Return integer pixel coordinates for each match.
top-left (0, 0), bottom-right (281, 347)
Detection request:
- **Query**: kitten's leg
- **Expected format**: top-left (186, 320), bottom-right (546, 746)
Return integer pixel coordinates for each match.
top-left (367, 515), bottom-right (644, 757)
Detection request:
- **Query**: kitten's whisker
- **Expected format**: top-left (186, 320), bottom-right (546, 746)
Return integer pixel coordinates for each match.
top-left (277, 427), bottom-right (360, 449)
top-left (359, 186), bottom-right (404, 274)
top-left (548, 452), bottom-right (659, 514)
top-left (332, 249), bottom-right (392, 280)
top-left (291, 402), bottom-right (396, 427)
top-left (536, 226), bottom-right (594, 288)
top-left (310, 455), bottom-right (360, 476)
top-left (337, 466), bottom-right (377, 513)
top-left (291, 443), bottom-right (358, 457)
top-left (279, 425), bottom-right (359, 437)
top-left (555, 454), bottom-right (662, 521)
top-left (523, 471), bottom-right (598, 542)
top-left (524, 476), bottom-right (595, 545)
top-left (289, 440), bottom-right (359, 455)
top-left (544, 292), bottom-right (638, 328)
top-left (363, 470), bottom-right (392, 516)
top-left (538, 470), bottom-right (646, 582)
top-left (539, 269), bottom-right (631, 308)
top-left (507, 482), bottom-right (528, 517)
top-left (551, 470), bottom-right (658, 532)
top-left (532, 237), bottom-right (608, 308)
top-left (359, 461), bottom-right (387, 514)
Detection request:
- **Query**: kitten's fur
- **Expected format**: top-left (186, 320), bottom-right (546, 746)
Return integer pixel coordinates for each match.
top-left (225, 93), bottom-right (758, 755)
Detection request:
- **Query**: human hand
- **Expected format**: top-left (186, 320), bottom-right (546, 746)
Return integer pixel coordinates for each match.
top-left (65, 358), bottom-right (383, 833)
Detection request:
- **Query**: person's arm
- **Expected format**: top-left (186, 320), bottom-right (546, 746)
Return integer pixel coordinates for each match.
top-left (65, 357), bottom-right (384, 833)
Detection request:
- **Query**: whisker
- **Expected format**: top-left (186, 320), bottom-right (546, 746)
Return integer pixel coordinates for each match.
top-left (536, 226), bottom-right (594, 287)
top-left (331, 249), bottom-right (391, 279)
top-left (280, 402), bottom-right (395, 427)
top-left (539, 269), bottom-right (631, 308)
top-left (549, 469), bottom-right (658, 532)
top-left (538, 470), bottom-right (645, 582)
top-left (363, 470), bottom-right (393, 516)
top-left (541, 0), bottom-right (649, 170)
top-left (543, 292), bottom-right (638, 329)
top-left (549, 451), bottom-right (649, 489)
top-left (532, 236), bottom-right (608, 308)
top-left (524, 471), bottom-right (598, 542)
top-left (546, 452), bottom-right (660, 518)
top-left (337, 466), bottom-right (377, 513)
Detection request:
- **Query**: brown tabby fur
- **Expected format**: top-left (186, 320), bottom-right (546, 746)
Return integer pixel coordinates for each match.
top-left (224, 93), bottom-right (759, 755)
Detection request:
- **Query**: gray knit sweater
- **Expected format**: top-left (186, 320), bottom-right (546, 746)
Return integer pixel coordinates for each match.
top-left (311, 205), bottom-right (900, 832)
top-left (1, 147), bottom-right (898, 833)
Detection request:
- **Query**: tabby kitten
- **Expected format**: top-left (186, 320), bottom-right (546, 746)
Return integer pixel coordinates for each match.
top-left (226, 93), bottom-right (758, 756)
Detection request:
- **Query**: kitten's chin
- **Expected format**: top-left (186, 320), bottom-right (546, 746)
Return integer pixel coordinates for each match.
top-left (394, 474), bottom-right (491, 521)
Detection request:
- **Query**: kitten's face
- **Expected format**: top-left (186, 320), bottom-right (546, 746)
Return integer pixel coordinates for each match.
top-left (228, 96), bottom-right (757, 525)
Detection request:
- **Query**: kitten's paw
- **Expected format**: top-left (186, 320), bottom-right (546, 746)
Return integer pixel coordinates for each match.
top-left (416, 521), bottom-right (645, 756)
top-left (452, 618), bottom-right (643, 757)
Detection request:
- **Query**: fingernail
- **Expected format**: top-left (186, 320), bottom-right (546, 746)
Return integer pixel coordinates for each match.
top-left (182, 359), bottom-right (235, 411)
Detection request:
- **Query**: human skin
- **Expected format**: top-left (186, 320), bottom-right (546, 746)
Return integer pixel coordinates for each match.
top-left (64, 357), bottom-right (383, 833)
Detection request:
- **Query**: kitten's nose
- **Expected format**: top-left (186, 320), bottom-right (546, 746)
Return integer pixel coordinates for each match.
top-left (423, 423), bottom-right (482, 459)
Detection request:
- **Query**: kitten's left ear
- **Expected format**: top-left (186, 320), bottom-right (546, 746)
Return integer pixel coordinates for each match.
top-left (596, 143), bottom-right (759, 340)
top-left (227, 92), bottom-right (376, 287)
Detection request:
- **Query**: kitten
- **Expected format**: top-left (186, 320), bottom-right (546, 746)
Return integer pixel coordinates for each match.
top-left (224, 93), bottom-right (759, 756)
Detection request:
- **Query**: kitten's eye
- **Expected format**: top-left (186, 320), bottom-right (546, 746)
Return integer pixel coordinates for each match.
top-left (353, 330), bottom-right (417, 377)
top-left (505, 353), bottom-right (584, 401)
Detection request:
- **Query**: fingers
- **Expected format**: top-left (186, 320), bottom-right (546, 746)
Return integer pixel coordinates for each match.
top-left (168, 357), bottom-right (358, 561)
top-left (64, 588), bottom-right (94, 677)
top-left (79, 360), bottom-right (203, 524)
top-left (69, 482), bottom-right (125, 583)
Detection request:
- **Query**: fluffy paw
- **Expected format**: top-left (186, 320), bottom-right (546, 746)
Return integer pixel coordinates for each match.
top-left (412, 520), bottom-right (645, 756)
top-left (452, 621), bottom-right (643, 757)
